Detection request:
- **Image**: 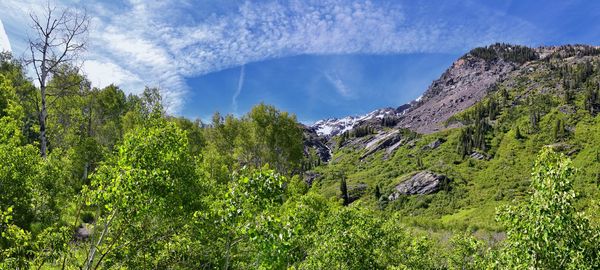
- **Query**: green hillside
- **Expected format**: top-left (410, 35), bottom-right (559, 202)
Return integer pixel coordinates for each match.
top-left (312, 45), bottom-right (600, 231)
top-left (2, 44), bottom-right (600, 269)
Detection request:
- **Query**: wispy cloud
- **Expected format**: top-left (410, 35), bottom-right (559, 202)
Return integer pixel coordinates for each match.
top-left (324, 72), bottom-right (353, 98)
top-left (0, 19), bottom-right (11, 52)
top-left (232, 65), bottom-right (245, 113)
top-left (0, 0), bottom-right (539, 114)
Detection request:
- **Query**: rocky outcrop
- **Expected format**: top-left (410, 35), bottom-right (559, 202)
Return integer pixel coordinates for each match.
top-left (388, 171), bottom-right (450, 199)
top-left (422, 138), bottom-right (445, 150)
top-left (470, 151), bottom-right (489, 160)
top-left (360, 130), bottom-right (403, 160)
top-left (302, 125), bottom-right (331, 162)
top-left (303, 171), bottom-right (320, 186)
top-left (396, 47), bottom-right (523, 134)
top-left (74, 225), bottom-right (90, 241)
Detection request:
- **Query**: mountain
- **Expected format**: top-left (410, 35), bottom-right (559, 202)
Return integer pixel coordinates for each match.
top-left (310, 43), bottom-right (543, 135)
top-left (310, 106), bottom-right (411, 137)
top-left (306, 43), bottom-right (600, 230)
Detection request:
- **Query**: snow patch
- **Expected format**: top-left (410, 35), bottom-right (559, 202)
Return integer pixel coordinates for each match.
top-left (311, 107), bottom-right (400, 137)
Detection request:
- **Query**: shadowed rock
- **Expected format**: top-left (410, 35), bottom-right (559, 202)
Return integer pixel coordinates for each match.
top-left (388, 171), bottom-right (450, 199)
top-left (360, 131), bottom-right (402, 160)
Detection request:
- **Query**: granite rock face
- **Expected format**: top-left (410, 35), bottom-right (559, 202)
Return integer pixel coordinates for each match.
top-left (360, 131), bottom-right (403, 160)
top-left (395, 48), bottom-right (520, 134)
top-left (388, 171), bottom-right (450, 199)
top-left (302, 125), bottom-right (332, 163)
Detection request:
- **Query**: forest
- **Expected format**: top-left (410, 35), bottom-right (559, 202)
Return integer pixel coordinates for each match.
top-left (2, 5), bottom-right (600, 270)
top-left (2, 44), bottom-right (600, 269)
top-left (2, 48), bottom-right (599, 269)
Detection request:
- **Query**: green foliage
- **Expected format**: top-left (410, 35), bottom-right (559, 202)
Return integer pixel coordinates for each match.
top-left (469, 43), bottom-right (538, 64)
top-left (495, 148), bottom-right (600, 269)
top-left (195, 168), bottom-right (290, 269)
top-left (3, 43), bottom-right (600, 269)
top-left (203, 103), bottom-right (304, 180)
top-left (0, 207), bottom-right (33, 269)
top-left (553, 117), bottom-right (567, 141)
top-left (447, 231), bottom-right (487, 270)
top-left (300, 206), bottom-right (382, 269)
top-left (514, 125), bottom-right (524, 140)
top-left (86, 118), bottom-right (203, 268)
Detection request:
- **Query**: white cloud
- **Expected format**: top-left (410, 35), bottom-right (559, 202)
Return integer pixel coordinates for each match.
top-left (324, 72), bottom-right (353, 98)
top-left (0, 0), bottom-right (539, 114)
top-left (0, 19), bottom-right (11, 52)
top-left (82, 60), bottom-right (144, 93)
top-left (232, 65), bottom-right (245, 113)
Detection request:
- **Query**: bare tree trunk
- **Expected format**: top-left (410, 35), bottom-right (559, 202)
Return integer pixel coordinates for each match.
top-left (85, 208), bottom-right (117, 270)
top-left (39, 83), bottom-right (48, 158)
top-left (26, 3), bottom-right (89, 158)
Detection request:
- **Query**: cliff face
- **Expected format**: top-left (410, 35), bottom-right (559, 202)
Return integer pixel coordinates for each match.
top-left (395, 44), bottom-right (600, 134)
top-left (397, 56), bottom-right (517, 133)
top-left (305, 44), bottom-right (600, 163)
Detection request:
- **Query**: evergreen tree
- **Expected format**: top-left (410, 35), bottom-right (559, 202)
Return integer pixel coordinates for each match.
top-left (553, 118), bottom-right (566, 141)
top-left (584, 81), bottom-right (600, 115)
top-left (340, 174), bottom-right (349, 206)
top-left (515, 126), bottom-right (524, 140)
top-left (374, 184), bottom-right (382, 200)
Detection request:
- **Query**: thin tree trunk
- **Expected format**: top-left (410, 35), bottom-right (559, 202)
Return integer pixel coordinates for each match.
top-left (224, 235), bottom-right (231, 270)
top-left (85, 208), bottom-right (117, 270)
top-left (39, 64), bottom-right (48, 158)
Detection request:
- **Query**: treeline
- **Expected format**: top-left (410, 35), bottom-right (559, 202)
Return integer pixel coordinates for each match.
top-left (545, 44), bottom-right (600, 59)
top-left (456, 57), bottom-right (600, 157)
top-left (0, 52), bottom-right (309, 268)
top-left (468, 43), bottom-right (539, 64)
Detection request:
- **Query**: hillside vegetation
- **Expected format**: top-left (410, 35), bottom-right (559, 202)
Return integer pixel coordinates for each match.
top-left (311, 44), bottom-right (600, 230)
top-left (1, 44), bottom-right (600, 269)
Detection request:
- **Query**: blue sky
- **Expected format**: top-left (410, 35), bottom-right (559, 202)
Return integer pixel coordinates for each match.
top-left (0, 1), bottom-right (599, 123)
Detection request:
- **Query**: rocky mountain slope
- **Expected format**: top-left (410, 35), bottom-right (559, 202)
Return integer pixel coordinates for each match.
top-left (305, 43), bottom-right (600, 229)
top-left (310, 44), bottom-right (542, 135)
top-left (396, 53), bottom-right (518, 133)
top-left (310, 106), bottom-right (411, 137)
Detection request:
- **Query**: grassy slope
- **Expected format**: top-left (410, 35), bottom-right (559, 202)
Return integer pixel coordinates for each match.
top-left (310, 54), bottom-right (600, 232)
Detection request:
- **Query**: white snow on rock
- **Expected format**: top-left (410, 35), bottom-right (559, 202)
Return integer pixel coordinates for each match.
top-left (311, 107), bottom-right (400, 137)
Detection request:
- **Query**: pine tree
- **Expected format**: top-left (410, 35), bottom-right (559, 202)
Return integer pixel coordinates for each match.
top-left (515, 126), bottom-right (524, 140)
top-left (340, 174), bottom-right (349, 206)
top-left (553, 118), bottom-right (566, 141)
top-left (458, 126), bottom-right (473, 158)
top-left (374, 185), bottom-right (381, 200)
top-left (584, 82), bottom-right (599, 115)
top-left (416, 156), bottom-right (424, 169)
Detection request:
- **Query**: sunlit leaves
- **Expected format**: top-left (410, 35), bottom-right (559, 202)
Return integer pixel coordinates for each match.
top-left (495, 148), bottom-right (600, 269)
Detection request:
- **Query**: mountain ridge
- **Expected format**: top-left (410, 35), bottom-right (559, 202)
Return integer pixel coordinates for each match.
top-left (310, 43), bottom-right (600, 138)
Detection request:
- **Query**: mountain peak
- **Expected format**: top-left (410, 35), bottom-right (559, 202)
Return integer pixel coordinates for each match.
top-left (311, 107), bottom-right (406, 137)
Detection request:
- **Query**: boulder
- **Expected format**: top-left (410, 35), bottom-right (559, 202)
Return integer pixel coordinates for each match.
top-left (360, 131), bottom-right (402, 160)
top-left (348, 183), bottom-right (368, 203)
top-left (422, 138), bottom-right (445, 150)
top-left (303, 171), bottom-right (320, 186)
top-left (470, 151), bottom-right (489, 160)
top-left (388, 171), bottom-right (450, 200)
top-left (74, 225), bottom-right (90, 241)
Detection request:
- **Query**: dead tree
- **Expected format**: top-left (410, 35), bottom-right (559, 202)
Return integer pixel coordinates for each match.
top-left (26, 3), bottom-right (89, 157)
